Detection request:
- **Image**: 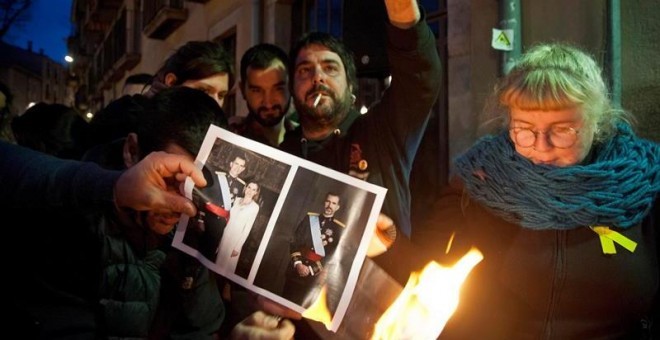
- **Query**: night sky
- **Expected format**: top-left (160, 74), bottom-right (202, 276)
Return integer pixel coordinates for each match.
top-left (4, 0), bottom-right (73, 64)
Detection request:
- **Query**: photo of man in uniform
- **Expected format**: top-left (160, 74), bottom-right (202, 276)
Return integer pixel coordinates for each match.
top-left (183, 153), bottom-right (248, 262)
top-left (282, 192), bottom-right (345, 307)
top-left (218, 154), bottom-right (247, 207)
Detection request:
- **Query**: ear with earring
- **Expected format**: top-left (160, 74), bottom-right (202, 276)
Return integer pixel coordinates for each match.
top-left (351, 94), bottom-right (357, 104)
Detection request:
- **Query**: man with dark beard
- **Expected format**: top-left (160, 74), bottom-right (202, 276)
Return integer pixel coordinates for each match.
top-left (223, 45), bottom-right (301, 334)
top-left (274, 3), bottom-right (441, 337)
top-left (231, 43), bottom-right (298, 147)
top-left (280, 0), bottom-right (441, 244)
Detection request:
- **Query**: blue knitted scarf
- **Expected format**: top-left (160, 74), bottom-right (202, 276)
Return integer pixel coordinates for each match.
top-left (454, 123), bottom-right (659, 230)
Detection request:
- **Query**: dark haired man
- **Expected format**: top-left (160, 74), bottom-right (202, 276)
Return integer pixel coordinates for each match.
top-left (232, 43), bottom-right (297, 147)
top-left (280, 0), bottom-right (441, 246)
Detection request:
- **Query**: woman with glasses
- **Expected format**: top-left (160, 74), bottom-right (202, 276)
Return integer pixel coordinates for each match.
top-left (415, 43), bottom-right (659, 339)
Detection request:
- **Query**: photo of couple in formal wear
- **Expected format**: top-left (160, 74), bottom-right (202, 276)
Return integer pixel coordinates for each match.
top-left (172, 125), bottom-right (386, 331)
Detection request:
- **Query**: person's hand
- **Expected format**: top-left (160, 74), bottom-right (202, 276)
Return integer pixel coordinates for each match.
top-left (230, 311), bottom-right (295, 340)
top-left (114, 151), bottom-right (206, 222)
top-left (145, 210), bottom-right (184, 237)
top-left (384, 0), bottom-right (421, 28)
top-left (367, 213), bottom-right (397, 257)
top-left (295, 263), bottom-right (310, 277)
top-left (251, 294), bottom-right (302, 320)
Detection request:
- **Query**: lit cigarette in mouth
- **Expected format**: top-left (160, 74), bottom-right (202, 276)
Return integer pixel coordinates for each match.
top-left (313, 93), bottom-right (322, 108)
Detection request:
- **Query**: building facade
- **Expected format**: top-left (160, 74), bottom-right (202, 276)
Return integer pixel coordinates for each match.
top-left (0, 41), bottom-right (71, 116)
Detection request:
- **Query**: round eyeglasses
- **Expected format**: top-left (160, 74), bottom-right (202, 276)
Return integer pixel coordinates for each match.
top-left (509, 127), bottom-right (580, 149)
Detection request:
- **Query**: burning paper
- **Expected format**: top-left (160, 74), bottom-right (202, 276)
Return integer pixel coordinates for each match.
top-left (302, 285), bottom-right (333, 329)
top-left (372, 248), bottom-right (483, 340)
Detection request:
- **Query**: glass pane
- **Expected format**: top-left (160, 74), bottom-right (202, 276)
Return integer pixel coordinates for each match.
top-left (420, 0), bottom-right (440, 13)
top-left (329, 0), bottom-right (342, 37)
top-left (306, 0), bottom-right (316, 31)
top-left (318, 0), bottom-right (328, 32)
top-left (427, 21), bottom-right (440, 39)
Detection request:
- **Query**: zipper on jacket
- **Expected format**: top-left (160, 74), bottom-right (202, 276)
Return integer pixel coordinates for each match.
top-left (542, 229), bottom-right (568, 339)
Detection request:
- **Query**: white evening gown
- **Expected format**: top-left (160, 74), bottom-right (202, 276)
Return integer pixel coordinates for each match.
top-left (216, 198), bottom-right (260, 274)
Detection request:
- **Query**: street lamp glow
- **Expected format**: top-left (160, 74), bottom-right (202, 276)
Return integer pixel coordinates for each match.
top-left (65, 55), bottom-right (74, 63)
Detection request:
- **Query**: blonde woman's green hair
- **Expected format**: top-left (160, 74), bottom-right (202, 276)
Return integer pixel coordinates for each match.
top-left (485, 42), bottom-right (631, 143)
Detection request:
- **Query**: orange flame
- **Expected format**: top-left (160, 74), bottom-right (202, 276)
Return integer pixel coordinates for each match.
top-left (302, 285), bottom-right (333, 329)
top-left (372, 248), bottom-right (483, 339)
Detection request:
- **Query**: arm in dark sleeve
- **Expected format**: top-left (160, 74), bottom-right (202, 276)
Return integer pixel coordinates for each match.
top-left (366, 8), bottom-right (442, 239)
top-left (1, 141), bottom-right (120, 211)
top-left (376, 8), bottom-right (443, 156)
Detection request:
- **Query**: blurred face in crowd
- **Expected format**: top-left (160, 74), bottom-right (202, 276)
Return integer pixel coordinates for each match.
top-left (167, 72), bottom-right (230, 107)
top-left (508, 107), bottom-right (595, 167)
top-left (181, 73), bottom-right (230, 108)
top-left (292, 44), bottom-right (353, 128)
top-left (241, 61), bottom-right (290, 127)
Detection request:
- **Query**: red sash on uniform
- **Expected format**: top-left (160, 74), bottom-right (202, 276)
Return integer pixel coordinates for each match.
top-left (205, 202), bottom-right (229, 220)
top-left (304, 249), bottom-right (323, 262)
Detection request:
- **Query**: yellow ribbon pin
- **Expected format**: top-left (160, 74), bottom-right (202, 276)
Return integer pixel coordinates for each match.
top-left (590, 226), bottom-right (637, 254)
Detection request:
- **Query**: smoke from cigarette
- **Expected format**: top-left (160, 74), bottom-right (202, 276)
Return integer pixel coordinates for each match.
top-left (313, 93), bottom-right (322, 108)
